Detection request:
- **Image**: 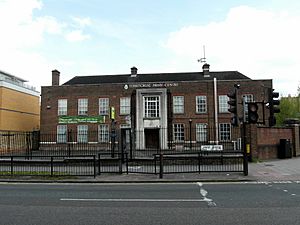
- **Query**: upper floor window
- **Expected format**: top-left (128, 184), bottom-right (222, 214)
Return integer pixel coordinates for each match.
top-left (99, 98), bottom-right (109, 115)
top-left (173, 96), bottom-right (184, 114)
top-left (196, 96), bottom-right (207, 113)
top-left (218, 95), bottom-right (229, 113)
top-left (219, 123), bottom-right (231, 141)
top-left (144, 96), bottom-right (160, 118)
top-left (78, 98), bottom-right (88, 115)
top-left (58, 99), bottom-right (67, 115)
top-left (120, 97), bottom-right (131, 115)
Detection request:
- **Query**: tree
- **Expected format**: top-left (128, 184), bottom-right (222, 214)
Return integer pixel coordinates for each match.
top-left (276, 96), bottom-right (300, 126)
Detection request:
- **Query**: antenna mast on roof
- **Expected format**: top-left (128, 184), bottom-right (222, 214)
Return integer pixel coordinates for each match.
top-left (197, 45), bottom-right (207, 64)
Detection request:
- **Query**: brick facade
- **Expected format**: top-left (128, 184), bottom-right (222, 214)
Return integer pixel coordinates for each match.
top-left (41, 65), bottom-right (273, 151)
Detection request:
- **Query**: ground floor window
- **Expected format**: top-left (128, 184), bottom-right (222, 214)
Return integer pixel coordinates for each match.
top-left (57, 125), bottom-right (67, 143)
top-left (98, 124), bottom-right (109, 143)
top-left (77, 125), bottom-right (88, 143)
top-left (219, 123), bottom-right (231, 141)
top-left (173, 123), bottom-right (185, 142)
top-left (196, 123), bottom-right (207, 142)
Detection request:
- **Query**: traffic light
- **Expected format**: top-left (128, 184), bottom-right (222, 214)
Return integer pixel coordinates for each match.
top-left (227, 89), bottom-right (238, 126)
top-left (248, 102), bottom-right (259, 124)
top-left (268, 89), bottom-right (280, 127)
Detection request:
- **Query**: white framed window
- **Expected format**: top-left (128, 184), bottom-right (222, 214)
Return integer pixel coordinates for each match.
top-left (99, 98), bottom-right (109, 115)
top-left (219, 123), bottom-right (231, 141)
top-left (196, 96), bottom-right (207, 113)
top-left (98, 124), bottom-right (109, 143)
top-left (243, 94), bottom-right (254, 120)
top-left (77, 125), bottom-right (88, 143)
top-left (173, 96), bottom-right (184, 114)
top-left (120, 97), bottom-right (131, 115)
top-left (57, 125), bottom-right (67, 143)
top-left (243, 94), bottom-right (254, 103)
top-left (196, 123), bottom-right (207, 142)
top-left (173, 123), bottom-right (185, 142)
top-left (78, 98), bottom-right (88, 115)
top-left (58, 99), bottom-right (67, 115)
top-left (144, 96), bottom-right (160, 118)
top-left (219, 95), bottom-right (229, 113)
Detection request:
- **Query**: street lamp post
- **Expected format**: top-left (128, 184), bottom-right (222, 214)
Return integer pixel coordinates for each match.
top-left (189, 119), bottom-right (192, 150)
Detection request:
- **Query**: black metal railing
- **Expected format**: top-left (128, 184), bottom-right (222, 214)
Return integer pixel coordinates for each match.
top-left (0, 155), bottom-right (96, 177)
top-left (1, 128), bottom-right (242, 157)
top-left (97, 151), bottom-right (247, 177)
top-left (0, 128), bottom-right (247, 177)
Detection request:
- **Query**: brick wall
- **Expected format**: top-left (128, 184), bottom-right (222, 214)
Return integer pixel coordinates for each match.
top-left (256, 127), bottom-right (293, 160)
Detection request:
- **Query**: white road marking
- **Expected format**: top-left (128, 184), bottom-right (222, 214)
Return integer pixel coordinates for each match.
top-left (60, 198), bottom-right (207, 202)
top-left (242, 181), bottom-right (300, 185)
top-left (197, 182), bottom-right (217, 207)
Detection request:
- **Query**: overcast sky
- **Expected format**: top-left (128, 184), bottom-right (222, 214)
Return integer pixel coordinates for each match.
top-left (1, 0), bottom-right (300, 96)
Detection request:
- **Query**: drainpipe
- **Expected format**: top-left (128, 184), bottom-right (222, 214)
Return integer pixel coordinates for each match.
top-left (214, 78), bottom-right (219, 144)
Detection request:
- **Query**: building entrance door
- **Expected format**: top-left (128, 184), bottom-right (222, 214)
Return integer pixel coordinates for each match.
top-left (145, 129), bottom-right (159, 149)
top-left (121, 128), bottom-right (131, 160)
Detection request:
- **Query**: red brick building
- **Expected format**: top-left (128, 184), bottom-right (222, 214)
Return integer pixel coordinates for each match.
top-left (40, 64), bottom-right (273, 151)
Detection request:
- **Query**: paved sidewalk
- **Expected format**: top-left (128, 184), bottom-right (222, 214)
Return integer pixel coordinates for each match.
top-left (248, 157), bottom-right (300, 182)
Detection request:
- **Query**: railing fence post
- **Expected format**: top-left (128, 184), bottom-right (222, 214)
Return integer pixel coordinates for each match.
top-left (10, 156), bottom-right (13, 176)
top-left (93, 155), bottom-right (96, 178)
top-left (198, 152), bottom-right (201, 174)
top-left (159, 153), bottom-right (163, 179)
top-left (98, 154), bottom-right (101, 175)
top-left (51, 156), bottom-right (53, 176)
top-left (126, 153), bottom-right (129, 174)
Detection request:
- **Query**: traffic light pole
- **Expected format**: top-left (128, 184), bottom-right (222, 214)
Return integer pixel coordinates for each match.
top-left (241, 122), bottom-right (248, 175)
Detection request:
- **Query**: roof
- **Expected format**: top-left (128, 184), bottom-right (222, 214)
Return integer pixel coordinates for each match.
top-left (0, 69), bottom-right (28, 82)
top-left (63, 71), bottom-right (251, 85)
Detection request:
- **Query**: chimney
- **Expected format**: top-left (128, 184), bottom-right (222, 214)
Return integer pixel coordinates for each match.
top-left (130, 67), bottom-right (138, 77)
top-left (202, 63), bottom-right (210, 78)
top-left (52, 69), bottom-right (60, 86)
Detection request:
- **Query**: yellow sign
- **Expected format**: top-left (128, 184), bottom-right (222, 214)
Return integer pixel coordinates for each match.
top-left (246, 144), bottom-right (250, 154)
top-left (110, 107), bottom-right (115, 120)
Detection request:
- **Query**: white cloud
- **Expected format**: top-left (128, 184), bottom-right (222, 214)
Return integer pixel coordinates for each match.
top-left (65, 30), bottom-right (91, 42)
top-left (0, 0), bottom-right (91, 90)
top-left (71, 16), bottom-right (92, 27)
top-left (0, 0), bottom-right (56, 89)
top-left (165, 6), bottom-right (300, 96)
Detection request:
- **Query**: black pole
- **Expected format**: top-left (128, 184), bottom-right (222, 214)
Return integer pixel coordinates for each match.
top-left (93, 155), bottom-right (96, 178)
top-left (51, 157), bottom-right (53, 176)
top-left (67, 129), bottom-right (72, 157)
top-left (242, 123), bottom-right (248, 176)
top-left (189, 119), bottom-right (192, 150)
top-left (98, 153), bottom-right (101, 175)
top-left (10, 156), bottom-right (13, 176)
top-left (111, 120), bottom-right (116, 158)
top-left (159, 153), bottom-right (163, 179)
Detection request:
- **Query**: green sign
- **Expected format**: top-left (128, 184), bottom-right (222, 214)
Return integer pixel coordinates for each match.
top-left (58, 116), bottom-right (106, 124)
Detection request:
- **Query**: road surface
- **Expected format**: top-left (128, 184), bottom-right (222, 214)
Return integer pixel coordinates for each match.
top-left (0, 182), bottom-right (299, 225)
